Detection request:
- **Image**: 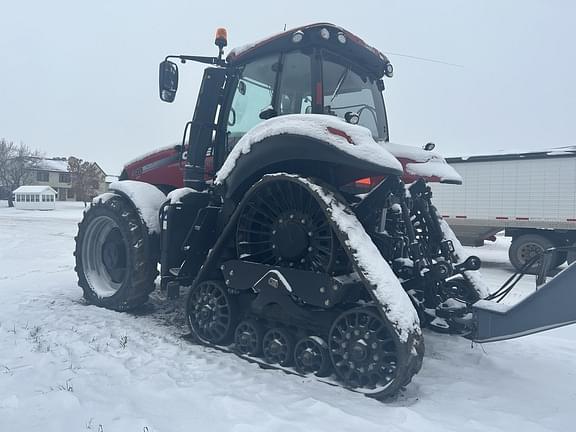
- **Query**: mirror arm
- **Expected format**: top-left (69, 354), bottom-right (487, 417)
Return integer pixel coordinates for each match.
top-left (165, 55), bottom-right (226, 67)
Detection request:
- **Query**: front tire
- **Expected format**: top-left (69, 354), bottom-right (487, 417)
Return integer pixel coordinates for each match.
top-left (74, 194), bottom-right (158, 310)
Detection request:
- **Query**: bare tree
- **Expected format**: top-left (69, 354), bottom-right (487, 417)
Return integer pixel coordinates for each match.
top-left (0, 139), bottom-right (40, 207)
top-left (68, 157), bottom-right (101, 206)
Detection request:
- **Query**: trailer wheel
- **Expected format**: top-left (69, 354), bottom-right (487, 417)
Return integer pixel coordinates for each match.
top-left (509, 234), bottom-right (556, 273)
top-left (75, 195), bottom-right (158, 310)
top-left (567, 244), bottom-right (576, 266)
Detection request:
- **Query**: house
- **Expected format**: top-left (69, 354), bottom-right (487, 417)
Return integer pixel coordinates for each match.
top-left (26, 158), bottom-right (108, 201)
top-left (13, 185), bottom-right (57, 210)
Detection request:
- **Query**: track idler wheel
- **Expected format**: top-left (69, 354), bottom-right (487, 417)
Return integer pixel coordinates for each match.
top-left (262, 328), bottom-right (295, 366)
top-left (186, 280), bottom-right (238, 345)
top-left (329, 307), bottom-right (402, 397)
top-left (234, 320), bottom-right (264, 356)
top-left (294, 336), bottom-right (332, 377)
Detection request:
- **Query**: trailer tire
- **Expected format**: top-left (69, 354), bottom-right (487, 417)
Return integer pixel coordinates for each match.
top-left (568, 244), bottom-right (576, 266)
top-left (509, 234), bottom-right (555, 273)
top-left (74, 194), bottom-right (158, 311)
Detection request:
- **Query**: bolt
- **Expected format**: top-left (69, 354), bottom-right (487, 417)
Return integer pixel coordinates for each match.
top-left (371, 342), bottom-right (378, 349)
top-left (373, 354), bottom-right (379, 361)
top-left (320, 287), bottom-right (325, 293)
top-left (229, 270), bottom-right (234, 276)
top-left (301, 219), bottom-right (306, 224)
top-left (225, 279), bottom-right (230, 285)
top-left (220, 265), bottom-right (225, 270)
top-left (354, 329), bottom-right (360, 336)
top-left (272, 244), bottom-right (276, 249)
top-left (272, 230), bottom-right (276, 234)
top-left (308, 232), bottom-right (313, 237)
top-left (343, 353), bottom-right (348, 360)
top-left (279, 218), bottom-right (283, 223)
top-left (324, 299), bottom-right (330, 306)
top-left (332, 285), bottom-right (339, 291)
top-left (300, 258), bottom-right (305, 263)
top-left (308, 246), bottom-right (313, 252)
top-left (290, 214), bottom-right (294, 219)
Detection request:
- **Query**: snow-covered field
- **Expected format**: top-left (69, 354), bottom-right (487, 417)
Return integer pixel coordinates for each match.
top-left (0, 202), bottom-right (574, 432)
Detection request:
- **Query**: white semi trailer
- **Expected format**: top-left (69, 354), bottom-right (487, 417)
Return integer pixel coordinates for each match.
top-left (430, 146), bottom-right (576, 271)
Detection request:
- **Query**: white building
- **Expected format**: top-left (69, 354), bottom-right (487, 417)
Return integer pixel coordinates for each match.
top-left (13, 186), bottom-right (57, 210)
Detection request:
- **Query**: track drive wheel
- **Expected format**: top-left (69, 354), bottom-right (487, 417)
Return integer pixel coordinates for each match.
top-left (74, 194), bottom-right (158, 311)
top-left (262, 328), bottom-right (295, 366)
top-left (236, 177), bottom-right (343, 274)
top-left (294, 336), bottom-right (332, 377)
top-left (234, 320), bottom-right (264, 356)
top-left (186, 280), bottom-right (238, 345)
top-left (329, 307), bottom-right (415, 400)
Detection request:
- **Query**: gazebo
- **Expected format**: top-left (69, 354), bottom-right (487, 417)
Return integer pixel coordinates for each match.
top-left (13, 185), bottom-right (57, 210)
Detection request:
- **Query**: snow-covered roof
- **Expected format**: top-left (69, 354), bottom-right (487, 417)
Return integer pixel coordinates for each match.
top-left (13, 185), bottom-right (57, 194)
top-left (446, 145), bottom-right (576, 163)
top-left (32, 158), bottom-right (69, 172)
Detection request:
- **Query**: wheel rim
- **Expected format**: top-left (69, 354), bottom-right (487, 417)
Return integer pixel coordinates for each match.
top-left (329, 309), bottom-right (399, 392)
top-left (236, 179), bottom-right (338, 273)
top-left (188, 281), bottom-right (235, 344)
top-left (262, 328), bottom-right (293, 366)
top-left (517, 242), bottom-right (544, 268)
top-left (81, 215), bottom-right (127, 297)
top-left (294, 336), bottom-right (331, 376)
top-left (234, 320), bottom-right (263, 355)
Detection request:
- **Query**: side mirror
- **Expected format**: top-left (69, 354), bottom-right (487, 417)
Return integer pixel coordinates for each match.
top-left (159, 60), bottom-right (179, 102)
top-left (423, 142), bottom-right (436, 151)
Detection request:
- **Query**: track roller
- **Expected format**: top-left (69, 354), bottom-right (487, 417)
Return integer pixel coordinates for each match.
top-left (294, 336), bottom-right (332, 377)
top-left (262, 328), bottom-right (295, 366)
top-left (186, 280), bottom-right (238, 345)
top-left (234, 320), bottom-right (264, 356)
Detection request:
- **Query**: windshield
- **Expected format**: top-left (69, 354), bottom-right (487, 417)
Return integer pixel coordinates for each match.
top-left (322, 52), bottom-right (388, 140)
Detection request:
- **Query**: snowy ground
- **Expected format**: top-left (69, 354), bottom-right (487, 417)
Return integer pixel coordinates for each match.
top-left (0, 202), bottom-right (574, 432)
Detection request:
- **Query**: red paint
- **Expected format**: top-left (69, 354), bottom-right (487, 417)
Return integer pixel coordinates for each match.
top-left (396, 157), bottom-right (442, 184)
top-left (315, 82), bottom-right (323, 106)
top-left (326, 127), bottom-right (354, 144)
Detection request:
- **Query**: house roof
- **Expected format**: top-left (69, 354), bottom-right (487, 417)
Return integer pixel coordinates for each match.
top-left (13, 185), bottom-right (58, 194)
top-left (32, 158), bottom-right (69, 173)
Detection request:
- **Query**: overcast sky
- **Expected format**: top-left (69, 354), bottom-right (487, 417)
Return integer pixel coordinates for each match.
top-left (1, 0), bottom-right (574, 175)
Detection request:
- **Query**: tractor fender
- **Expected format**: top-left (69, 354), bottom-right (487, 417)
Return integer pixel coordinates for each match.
top-left (108, 180), bottom-right (167, 234)
top-left (214, 114), bottom-right (403, 200)
top-left (216, 134), bottom-right (404, 201)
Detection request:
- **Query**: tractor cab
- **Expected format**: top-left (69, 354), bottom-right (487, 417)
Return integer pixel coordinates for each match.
top-left (158, 23), bottom-right (394, 190)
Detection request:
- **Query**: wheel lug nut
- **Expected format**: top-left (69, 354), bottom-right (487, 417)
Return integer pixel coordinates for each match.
top-left (307, 246), bottom-right (313, 252)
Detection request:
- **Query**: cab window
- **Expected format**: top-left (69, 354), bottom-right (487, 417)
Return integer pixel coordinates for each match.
top-left (227, 55), bottom-right (279, 149)
top-left (277, 51), bottom-right (312, 115)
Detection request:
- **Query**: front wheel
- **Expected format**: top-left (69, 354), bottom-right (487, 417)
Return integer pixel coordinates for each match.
top-left (74, 194), bottom-right (158, 310)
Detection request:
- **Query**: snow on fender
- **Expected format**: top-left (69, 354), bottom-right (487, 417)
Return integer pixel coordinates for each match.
top-left (108, 180), bottom-right (167, 234)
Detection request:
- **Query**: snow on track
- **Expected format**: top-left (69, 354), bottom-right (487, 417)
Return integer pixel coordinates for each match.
top-left (0, 203), bottom-right (574, 432)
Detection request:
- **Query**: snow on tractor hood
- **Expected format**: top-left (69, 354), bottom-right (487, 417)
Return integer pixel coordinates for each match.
top-left (215, 114), bottom-right (403, 185)
top-left (384, 142), bottom-right (463, 184)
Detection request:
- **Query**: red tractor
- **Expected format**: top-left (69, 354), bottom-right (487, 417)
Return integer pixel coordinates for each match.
top-left (75, 24), bottom-right (576, 400)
